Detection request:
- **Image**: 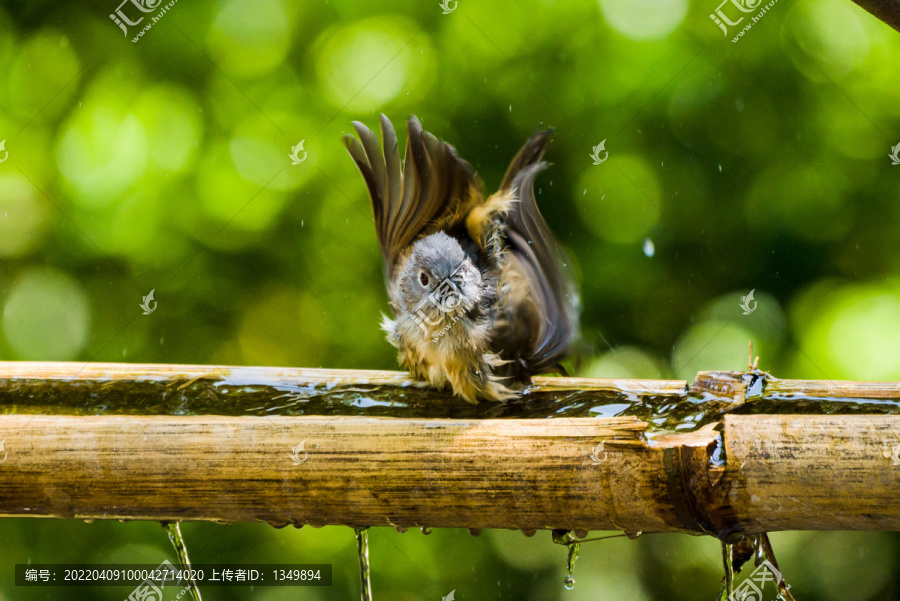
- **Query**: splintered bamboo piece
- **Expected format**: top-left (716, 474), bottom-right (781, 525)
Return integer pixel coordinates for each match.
top-left (0, 362), bottom-right (898, 535)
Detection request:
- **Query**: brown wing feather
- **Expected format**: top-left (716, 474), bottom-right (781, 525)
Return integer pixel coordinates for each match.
top-left (343, 115), bottom-right (485, 281)
top-left (496, 128), bottom-right (580, 374)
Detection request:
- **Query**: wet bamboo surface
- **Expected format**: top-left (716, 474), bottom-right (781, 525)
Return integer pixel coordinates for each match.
top-left (0, 362), bottom-right (898, 537)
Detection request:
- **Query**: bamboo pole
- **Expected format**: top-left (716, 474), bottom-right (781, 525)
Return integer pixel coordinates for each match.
top-left (0, 362), bottom-right (898, 537)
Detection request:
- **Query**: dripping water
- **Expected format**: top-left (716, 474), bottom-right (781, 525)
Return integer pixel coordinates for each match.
top-left (564, 541), bottom-right (579, 590)
top-left (355, 527), bottom-right (373, 601)
top-left (551, 531), bottom-right (581, 590)
top-left (163, 522), bottom-right (202, 601)
top-left (717, 541), bottom-right (734, 601)
top-left (757, 533), bottom-right (796, 601)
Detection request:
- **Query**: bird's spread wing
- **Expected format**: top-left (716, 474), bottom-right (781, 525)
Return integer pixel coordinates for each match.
top-left (495, 127), bottom-right (580, 374)
top-left (344, 115), bottom-right (485, 281)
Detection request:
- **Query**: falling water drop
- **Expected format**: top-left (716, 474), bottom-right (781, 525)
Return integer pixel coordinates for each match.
top-left (754, 535), bottom-right (766, 563)
top-left (421, 526), bottom-right (432, 535)
top-left (163, 522), bottom-right (202, 601)
top-left (717, 541), bottom-right (734, 601)
top-left (354, 527), bottom-right (373, 601)
top-left (643, 238), bottom-right (655, 257)
top-left (564, 540), bottom-right (580, 590)
top-left (552, 531), bottom-right (581, 591)
top-left (757, 532), bottom-right (796, 601)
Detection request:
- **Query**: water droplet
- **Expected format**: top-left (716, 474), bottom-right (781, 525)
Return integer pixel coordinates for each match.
top-left (624, 530), bottom-right (642, 540)
top-left (574, 529), bottom-right (588, 539)
top-left (643, 238), bottom-right (655, 257)
top-left (718, 164), bottom-right (723, 172)
top-left (721, 541), bottom-right (735, 599)
top-left (553, 531), bottom-right (580, 591)
top-left (393, 526), bottom-right (408, 534)
top-left (468, 528), bottom-right (482, 536)
top-left (522, 529), bottom-right (537, 537)
top-left (421, 526), bottom-right (432, 535)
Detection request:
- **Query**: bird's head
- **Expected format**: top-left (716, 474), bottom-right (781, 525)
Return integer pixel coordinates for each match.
top-left (399, 232), bottom-right (483, 323)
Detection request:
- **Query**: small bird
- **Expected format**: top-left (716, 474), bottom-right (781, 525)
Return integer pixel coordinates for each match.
top-left (344, 115), bottom-right (579, 402)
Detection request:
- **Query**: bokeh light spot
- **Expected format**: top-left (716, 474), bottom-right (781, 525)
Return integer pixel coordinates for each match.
top-left (795, 283), bottom-right (900, 381)
top-left (135, 84), bottom-right (203, 173)
top-left (207, 0), bottom-right (292, 78)
top-left (0, 173), bottom-right (45, 257)
top-left (576, 155), bottom-right (662, 244)
top-left (7, 29), bottom-right (80, 122)
top-left (56, 104), bottom-right (148, 208)
top-left (785, 0), bottom-right (870, 80)
top-left (600, 0), bottom-right (687, 40)
top-left (314, 16), bottom-right (435, 111)
top-left (672, 320), bottom-right (755, 380)
top-left (2, 268), bottom-right (90, 360)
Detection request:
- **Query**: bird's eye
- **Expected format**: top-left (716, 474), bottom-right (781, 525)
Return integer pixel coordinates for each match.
top-left (419, 272), bottom-right (430, 286)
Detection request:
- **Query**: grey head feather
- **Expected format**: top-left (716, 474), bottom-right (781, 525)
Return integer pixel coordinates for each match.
top-left (398, 232), bottom-right (483, 318)
top-left (411, 232), bottom-right (467, 281)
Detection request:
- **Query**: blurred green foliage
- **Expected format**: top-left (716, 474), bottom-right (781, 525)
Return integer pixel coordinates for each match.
top-left (1, 0), bottom-right (900, 598)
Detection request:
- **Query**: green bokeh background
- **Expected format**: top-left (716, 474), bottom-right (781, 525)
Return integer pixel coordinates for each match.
top-left (1, 0), bottom-right (900, 598)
